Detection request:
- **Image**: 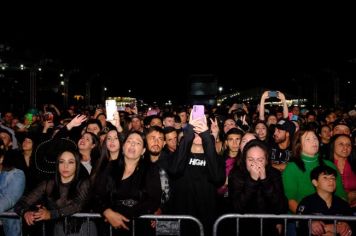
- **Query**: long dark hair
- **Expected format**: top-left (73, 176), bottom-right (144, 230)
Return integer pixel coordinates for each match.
top-left (52, 149), bottom-right (83, 200)
top-left (92, 129), bottom-right (122, 182)
top-left (253, 120), bottom-right (270, 143)
top-left (329, 134), bottom-right (356, 174)
top-left (107, 131), bottom-right (148, 197)
top-left (79, 131), bottom-right (101, 171)
top-left (117, 131), bottom-right (146, 178)
top-left (291, 129), bottom-right (324, 172)
top-left (238, 139), bottom-right (271, 176)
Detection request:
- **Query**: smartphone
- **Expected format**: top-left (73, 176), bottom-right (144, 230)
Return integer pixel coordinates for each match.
top-left (191, 105), bottom-right (205, 120)
top-left (291, 115), bottom-right (298, 121)
top-left (105, 99), bottom-right (117, 121)
top-left (44, 112), bottom-right (54, 122)
top-left (268, 91), bottom-right (278, 98)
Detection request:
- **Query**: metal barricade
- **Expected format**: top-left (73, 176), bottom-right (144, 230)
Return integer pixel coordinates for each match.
top-left (0, 212), bottom-right (104, 236)
top-left (3, 212), bottom-right (354, 236)
top-left (138, 214), bottom-right (204, 236)
top-left (1, 212), bottom-right (204, 236)
top-left (213, 214), bottom-right (356, 236)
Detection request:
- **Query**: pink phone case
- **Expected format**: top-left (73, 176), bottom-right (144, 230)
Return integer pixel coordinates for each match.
top-left (192, 105), bottom-right (205, 120)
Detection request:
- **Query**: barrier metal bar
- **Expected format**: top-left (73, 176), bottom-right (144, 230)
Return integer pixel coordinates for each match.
top-left (236, 218), bottom-right (239, 235)
top-left (132, 217), bottom-right (135, 236)
top-left (0, 212), bottom-right (104, 236)
top-left (213, 214), bottom-right (356, 236)
top-left (2, 212), bottom-right (354, 236)
top-left (0, 212), bottom-right (18, 218)
top-left (139, 214), bottom-right (204, 236)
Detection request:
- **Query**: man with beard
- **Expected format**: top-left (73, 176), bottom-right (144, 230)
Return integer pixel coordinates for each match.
top-left (145, 126), bottom-right (171, 213)
top-left (270, 119), bottom-right (296, 172)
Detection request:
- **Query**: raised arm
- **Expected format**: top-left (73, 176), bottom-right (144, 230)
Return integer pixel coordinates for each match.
top-left (277, 91), bottom-right (289, 119)
top-left (259, 91), bottom-right (269, 121)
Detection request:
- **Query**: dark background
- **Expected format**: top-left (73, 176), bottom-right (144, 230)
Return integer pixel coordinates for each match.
top-left (1, 8), bottom-right (356, 109)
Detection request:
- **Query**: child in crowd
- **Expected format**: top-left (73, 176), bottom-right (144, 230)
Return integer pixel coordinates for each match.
top-left (297, 165), bottom-right (353, 236)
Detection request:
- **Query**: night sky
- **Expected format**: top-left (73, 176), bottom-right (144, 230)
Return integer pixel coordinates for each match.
top-left (2, 11), bottom-right (356, 105)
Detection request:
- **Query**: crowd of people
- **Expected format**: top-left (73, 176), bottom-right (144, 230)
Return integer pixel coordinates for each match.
top-left (0, 90), bottom-right (356, 236)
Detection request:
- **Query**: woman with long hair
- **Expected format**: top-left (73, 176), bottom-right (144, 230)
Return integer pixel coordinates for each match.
top-left (229, 139), bottom-right (287, 235)
top-left (93, 131), bottom-right (161, 236)
top-left (92, 129), bottom-right (121, 181)
top-left (329, 134), bottom-right (356, 209)
top-left (15, 149), bottom-right (96, 236)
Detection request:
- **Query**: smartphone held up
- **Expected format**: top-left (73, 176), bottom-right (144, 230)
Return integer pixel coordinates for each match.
top-left (105, 100), bottom-right (117, 121)
top-left (191, 105), bottom-right (205, 120)
top-left (268, 91), bottom-right (278, 98)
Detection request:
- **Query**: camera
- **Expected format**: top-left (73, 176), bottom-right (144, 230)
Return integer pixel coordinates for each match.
top-left (268, 91), bottom-right (278, 98)
top-left (44, 112), bottom-right (54, 122)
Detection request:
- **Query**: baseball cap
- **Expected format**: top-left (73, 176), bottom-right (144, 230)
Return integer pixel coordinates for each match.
top-left (276, 119), bottom-right (296, 137)
top-left (332, 118), bottom-right (352, 130)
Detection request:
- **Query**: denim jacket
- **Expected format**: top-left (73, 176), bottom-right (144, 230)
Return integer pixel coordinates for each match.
top-left (0, 168), bottom-right (25, 236)
top-left (0, 168), bottom-right (25, 213)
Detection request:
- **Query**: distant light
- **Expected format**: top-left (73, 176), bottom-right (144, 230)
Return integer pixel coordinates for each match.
top-left (218, 86), bottom-right (223, 92)
top-left (104, 87), bottom-right (107, 91)
top-left (38, 67), bottom-right (42, 71)
top-left (20, 64), bottom-right (24, 70)
top-left (347, 81), bottom-right (351, 84)
top-left (128, 89), bottom-right (131, 93)
top-left (59, 73), bottom-right (64, 77)
top-left (60, 81), bottom-right (64, 86)
top-left (1, 66), bottom-right (5, 70)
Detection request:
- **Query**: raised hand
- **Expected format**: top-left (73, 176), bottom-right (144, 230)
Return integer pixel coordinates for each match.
top-left (192, 117), bottom-right (208, 134)
top-left (210, 117), bottom-right (219, 140)
top-left (67, 114), bottom-right (87, 130)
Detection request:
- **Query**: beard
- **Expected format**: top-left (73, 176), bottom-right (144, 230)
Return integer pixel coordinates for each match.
top-left (148, 149), bottom-right (161, 156)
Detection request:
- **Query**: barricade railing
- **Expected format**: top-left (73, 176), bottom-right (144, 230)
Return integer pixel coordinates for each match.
top-left (213, 214), bottom-right (356, 236)
top-left (1, 212), bottom-right (204, 236)
top-left (3, 212), bottom-right (354, 236)
top-left (139, 214), bottom-right (204, 236)
top-left (0, 212), bottom-right (103, 236)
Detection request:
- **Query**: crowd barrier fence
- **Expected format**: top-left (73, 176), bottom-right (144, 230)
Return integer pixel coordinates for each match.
top-left (213, 214), bottom-right (356, 236)
top-left (1, 212), bottom-right (355, 236)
